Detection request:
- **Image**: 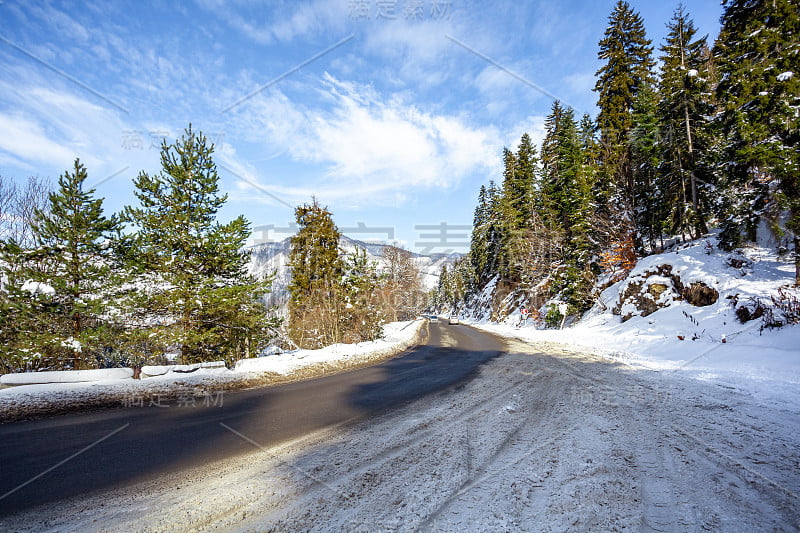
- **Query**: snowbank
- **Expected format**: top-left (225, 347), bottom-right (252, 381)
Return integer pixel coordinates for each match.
top-left (141, 361), bottom-right (226, 377)
top-left (0, 320), bottom-right (425, 421)
top-left (0, 367), bottom-right (133, 386)
top-left (468, 237), bottom-right (800, 404)
top-left (235, 320), bottom-right (423, 375)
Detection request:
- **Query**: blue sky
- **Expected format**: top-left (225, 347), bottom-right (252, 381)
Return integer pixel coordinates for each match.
top-left (0, 0), bottom-right (722, 254)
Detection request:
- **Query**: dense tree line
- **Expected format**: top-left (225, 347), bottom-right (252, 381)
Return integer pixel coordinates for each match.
top-left (0, 126), bottom-right (279, 373)
top-left (286, 199), bottom-right (427, 349)
top-left (437, 0), bottom-right (799, 323)
top-left (1, 129), bottom-right (429, 370)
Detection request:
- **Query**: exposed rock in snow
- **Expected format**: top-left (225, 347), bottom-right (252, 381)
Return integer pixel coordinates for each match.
top-left (682, 281), bottom-right (718, 307)
top-left (614, 265), bottom-right (682, 320)
top-left (612, 263), bottom-right (719, 321)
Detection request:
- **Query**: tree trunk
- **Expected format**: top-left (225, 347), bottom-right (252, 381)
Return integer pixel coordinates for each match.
top-left (73, 308), bottom-right (82, 370)
top-left (684, 104), bottom-right (698, 212)
top-left (795, 236), bottom-right (800, 286)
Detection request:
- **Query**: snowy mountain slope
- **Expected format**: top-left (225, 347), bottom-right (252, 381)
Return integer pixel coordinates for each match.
top-left (465, 235), bottom-right (800, 403)
top-left (247, 235), bottom-right (458, 309)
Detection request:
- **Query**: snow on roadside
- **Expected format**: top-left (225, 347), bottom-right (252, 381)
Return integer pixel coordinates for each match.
top-left (1, 367), bottom-right (134, 385)
top-left (0, 319), bottom-right (425, 422)
top-left (12, 336), bottom-right (796, 532)
top-left (234, 320), bottom-right (423, 375)
top-left (467, 238), bottom-right (800, 406)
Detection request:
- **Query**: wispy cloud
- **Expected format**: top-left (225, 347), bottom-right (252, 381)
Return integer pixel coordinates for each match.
top-left (195, 0), bottom-right (349, 45)
top-left (0, 78), bottom-right (155, 190)
top-left (0, 113), bottom-right (76, 169)
top-left (227, 72), bottom-right (500, 207)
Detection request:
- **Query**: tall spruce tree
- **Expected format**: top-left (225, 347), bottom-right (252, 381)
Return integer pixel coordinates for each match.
top-left (630, 82), bottom-right (664, 252)
top-left (540, 100), bottom-right (566, 220)
top-left (594, 0), bottom-right (655, 218)
top-left (541, 102), bottom-right (584, 229)
top-left (484, 180), bottom-right (504, 284)
top-left (287, 198), bottom-right (344, 348)
top-left (499, 135), bottom-right (538, 281)
top-left (714, 0), bottom-right (800, 283)
top-left (579, 113), bottom-right (602, 230)
top-left (541, 104), bottom-right (595, 312)
top-left (125, 126), bottom-right (274, 363)
top-left (340, 247), bottom-right (384, 343)
top-left (470, 184), bottom-right (492, 286)
top-left (658, 5), bottom-right (713, 240)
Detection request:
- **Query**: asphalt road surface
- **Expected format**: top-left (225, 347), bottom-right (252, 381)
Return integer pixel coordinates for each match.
top-left (0, 320), bottom-right (504, 517)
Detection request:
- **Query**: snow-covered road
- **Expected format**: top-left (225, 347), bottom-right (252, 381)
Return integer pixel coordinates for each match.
top-left (2, 334), bottom-right (798, 532)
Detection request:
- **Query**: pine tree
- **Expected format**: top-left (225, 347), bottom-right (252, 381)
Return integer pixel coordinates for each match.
top-left (540, 103), bottom-right (596, 312)
top-left (499, 135), bottom-right (538, 281)
top-left (340, 247), bottom-right (384, 343)
top-left (125, 125), bottom-right (274, 363)
top-left (0, 239), bottom-right (61, 372)
top-left (0, 160), bottom-right (122, 370)
top-left (470, 185), bottom-right (489, 277)
top-left (287, 198), bottom-right (344, 348)
top-left (630, 82), bottom-right (664, 252)
top-left (579, 113), bottom-right (603, 243)
top-left (484, 180), bottom-right (504, 284)
top-left (541, 102), bottom-right (583, 229)
top-left (594, 0), bottom-right (655, 217)
top-left (435, 264), bottom-right (449, 310)
top-left (516, 133), bottom-right (538, 219)
top-left (540, 100), bottom-right (566, 219)
top-left (436, 256), bottom-right (473, 311)
top-left (470, 184), bottom-right (497, 287)
top-left (29, 159), bottom-right (123, 368)
top-left (714, 0), bottom-right (800, 283)
top-left (658, 5), bottom-right (714, 240)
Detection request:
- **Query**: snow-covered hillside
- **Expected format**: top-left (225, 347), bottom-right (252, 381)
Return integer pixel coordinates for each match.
top-left (247, 235), bottom-right (457, 309)
top-left (465, 235), bottom-right (800, 402)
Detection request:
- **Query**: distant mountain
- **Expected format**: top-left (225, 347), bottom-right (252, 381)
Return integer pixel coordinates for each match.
top-left (247, 236), bottom-right (460, 310)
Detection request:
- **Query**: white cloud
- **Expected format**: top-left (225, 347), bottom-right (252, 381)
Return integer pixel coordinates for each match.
top-left (362, 19), bottom-right (460, 88)
top-left (229, 73), bottom-right (501, 207)
top-left (475, 64), bottom-right (520, 95)
top-left (0, 113), bottom-right (77, 169)
top-left (29, 3), bottom-right (91, 44)
top-left (0, 78), bottom-right (160, 192)
top-left (506, 115), bottom-right (548, 152)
